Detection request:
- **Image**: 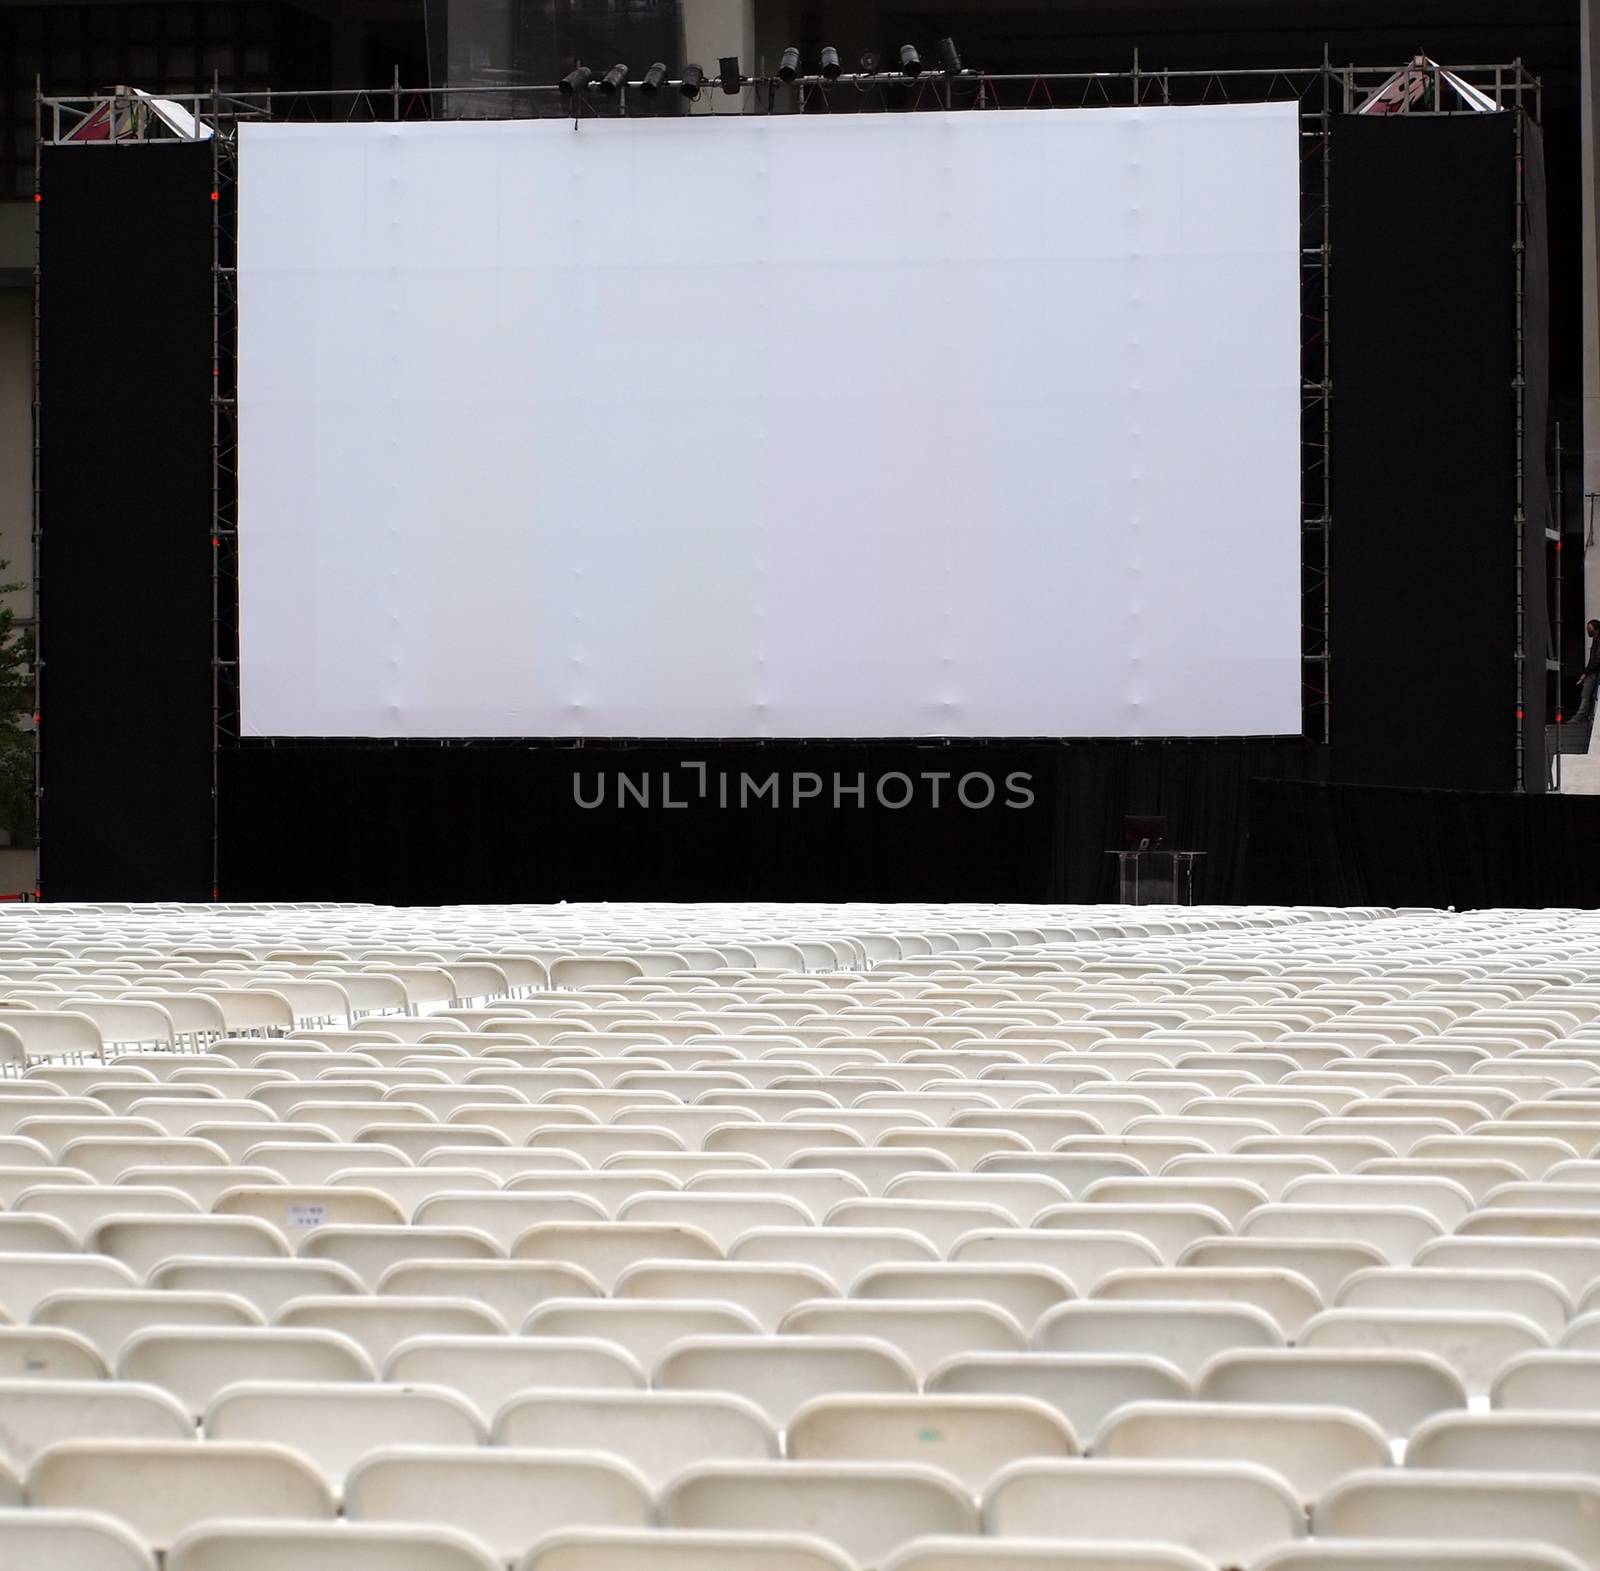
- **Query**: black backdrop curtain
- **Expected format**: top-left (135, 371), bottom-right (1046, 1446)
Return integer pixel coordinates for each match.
top-left (221, 739), bottom-right (1324, 905)
top-left (1247, 776), bottom-right (1600, 907)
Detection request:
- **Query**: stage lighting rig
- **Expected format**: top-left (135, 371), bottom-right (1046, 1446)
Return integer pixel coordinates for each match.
top-left (778, 47), bottom-right (800, 82)
top-left (640, 62), bottom-right (667, 93)
top-left (598, 63), bottom-right (628, 94)
top-left (899, 44), bottom-right (923, 77)
top-left (719, 56), bottom-right (743, 95)
top-left (819, 46), bottom-right (841, 79)
top-left (681, 63), bottom-right (705, 99)
top-left (938, 37), bottom-right (963, 74)
top-left (558, 65), bottom-right (591, 96)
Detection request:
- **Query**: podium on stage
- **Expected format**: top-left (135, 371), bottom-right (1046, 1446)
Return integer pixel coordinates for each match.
top-left (1107, 847), bottom-right (1206, 906)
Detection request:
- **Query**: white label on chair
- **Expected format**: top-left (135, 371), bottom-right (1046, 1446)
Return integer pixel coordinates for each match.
top-left (287, 1204), bottom-right (326, 1228)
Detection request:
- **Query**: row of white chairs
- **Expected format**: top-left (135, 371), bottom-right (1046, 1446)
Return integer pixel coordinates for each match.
top-left (3, 900), bottom-right (1600, 1571)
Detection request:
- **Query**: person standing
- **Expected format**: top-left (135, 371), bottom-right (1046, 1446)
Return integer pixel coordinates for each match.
top-left (1575, 618), bottom-right (1600, 723)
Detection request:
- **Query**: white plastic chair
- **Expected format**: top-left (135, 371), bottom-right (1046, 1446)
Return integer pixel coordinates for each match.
top-left (786, 1392), bottom-right (1076, 1491)
top-left (383, 1336), bottom-right (644, 1424)
top-left (203, 1380), bottom-right (485, 1483)
top-left (167, 1520), bottom-right (503, 1571)
top-left (663, 1460), bottom-right (977, 1569)
top-left (0, 1379), bottom-right (191, 1469)
top-left (343, 1448), bottom-right (653, 1562)
top-left (493, 1389), bottom-right (777, 1488)
top-left (115, 1326), bottom-right (376, 1418)
top-left (926, 1353), bottom-right (1190, 1440)
top-left (653, 1336), bottom-right (918, 1427)
top-left (1313, 1470), bottom-right (1600, 1569)
top-left (24, 1439), bottom-right (335, 1554)
top-left (0, 1507), bottom-right (157, 1571)
top-left (518, 1529), bottom-right (858, 1571)
top-left (982, 1458), bottom-right (1305, 1568)
top-left (1091, 1399), bottom-right (1390, 1504)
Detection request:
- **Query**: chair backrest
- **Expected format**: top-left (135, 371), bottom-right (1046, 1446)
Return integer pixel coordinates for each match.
top-left (516, 1528), bottom-right (859, 1571)
top-left (34, 1290), bottom-right (264, 1360)
top-left (273, 1294), bottom-right (507, 1365)
top-left (167, 1520), bottom-right (503, 1571)
top-left (0, 1508), bottom-right (157, 1571)
top-left (1196, 1348), bottom-right (1467, 1438)
top-left (786, 1392), bottom-right (1076, 1492)
top-left (1091, 1399), bottom-right (1391, 1505)
top-left (778, 1301), bottom-right (1027, 1378)
top-left (1313, 1469), bottom-right (1600, 1569)
top-left (0, 1326), bottom-right (108, 1380)
top-left (492, 1389), bottom-right (777, 1489)
top-left (730, 1228), bottom-right (939, 1290)
top-left (344, 1447), bottom-right (653, 1562)
top-left (878, 1536), bottom-right (1215, 1570)
top-left (87, 1216), bottom-right (290, 1277)
top-left (1493, 1351), bottom-right (1600, 1412)
top-left (926, 1353), bottom-right (1190, 1440)
top-left (1032, 1301), bottom-right (1284, 1379)
top-left (0, 1252), bottom-right (139, 1318)
top-left (299, 1224), bottom-right (502, 1287)
top-left (524, 1297), bottom-right (761, 1368)
top-left (1336, 1267), bottom-right (1572, 1341)
top-left (653, 1336), bottom-right (918, 1428)
top-left (203, 1380), bottom-right (485, 1482)
top-left (1249, 1544), bottom-right (1585, 1571)
top-left (511, 1223), bottom-right (722, 1291)
top-left (0, 1379), bottom-right (191, 1469)
top-left (382, 1336), bottom-right (644, 1424)
top-left (663, 1460), bottom-right (978, 1568)
top-left (1299, 1308), bottom-right (1549, 1396)
top-left (613, 1261), bottom-right (836, 1332)
top-left (1405, 1411), bottom-right (1600, 1476)
top-left (25, 1438), bottom-right (335, 1553)
top-left (115, 1326), bottom-right (376, 1419)
top-left (982, 1458), bottom-right (1305, 1568)
top-left (146, 1257), bottom-right (365, 1317)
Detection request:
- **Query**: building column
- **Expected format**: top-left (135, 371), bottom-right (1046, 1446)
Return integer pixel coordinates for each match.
top-left (1583, 0), bottom-right (1600, 612)
top-left (681, 0), bottom-right (756, 111)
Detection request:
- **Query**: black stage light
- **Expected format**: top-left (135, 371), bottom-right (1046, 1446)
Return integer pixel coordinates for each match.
top-left (681, 62), bottom-right (705, 99)
top-left (558, 65), bottom-right (591, 97)
top-left (640, 61), bottom-right (667, 93)
top-left (598, 63), bottom-right (628, 94)
top-left (778, 46), bottom-right (800, 82)
top-left (899, 43), bottom-right (922, 76)
top-left (719, 56), bottom-right (742, 95)
top-left (819, 45), bottom-right (841, 79)
top-left (938, 36), bottom-right (962, 74)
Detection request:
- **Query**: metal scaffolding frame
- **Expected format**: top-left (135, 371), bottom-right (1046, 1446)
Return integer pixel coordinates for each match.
top-left (31, 56), bottom-right (1545, 890)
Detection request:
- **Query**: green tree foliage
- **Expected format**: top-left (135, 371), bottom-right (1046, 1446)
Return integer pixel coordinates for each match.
top-left (0, 565), bottom-right (35, 847)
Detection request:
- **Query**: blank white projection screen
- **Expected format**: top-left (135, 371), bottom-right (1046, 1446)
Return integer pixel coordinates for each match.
top-left (238, 106), bottom-right (1302, 738)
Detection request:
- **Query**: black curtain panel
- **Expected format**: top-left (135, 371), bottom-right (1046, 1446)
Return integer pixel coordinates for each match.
top-left (1246, 776), bottom-right (1600, 907)
top-left (1327, 114), bottom-right (1526, 793)
top-left (38, 143), bottom-right (215, 900)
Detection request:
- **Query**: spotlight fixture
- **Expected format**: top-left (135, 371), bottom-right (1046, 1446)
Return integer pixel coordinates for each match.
top-left (938, 36), bottom-right (962, 74)
top-left (819, 45), bottom-right (841, 79)
top-left (597, 62), bottom-right (628, 94)
top-left (558, 65), bottom-right (591, 97)
top-left (681, 62), bottom-right (705, 99)
top-left (640, 61), bottom-right (667, 93)
top-left (899, 43), bottom-right (922, 76)
top-left (778, 46), bottom-right (800, 82)
top-left (859, 50), bottom-right (879, 73)
top-left (719, 56), bottom-right (742, 95)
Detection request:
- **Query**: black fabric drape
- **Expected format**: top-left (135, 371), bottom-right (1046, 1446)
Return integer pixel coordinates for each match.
top-left (1247, 776), bottom-right (1600, 907)
top-left (38, 144), bottom-right (214, 899)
